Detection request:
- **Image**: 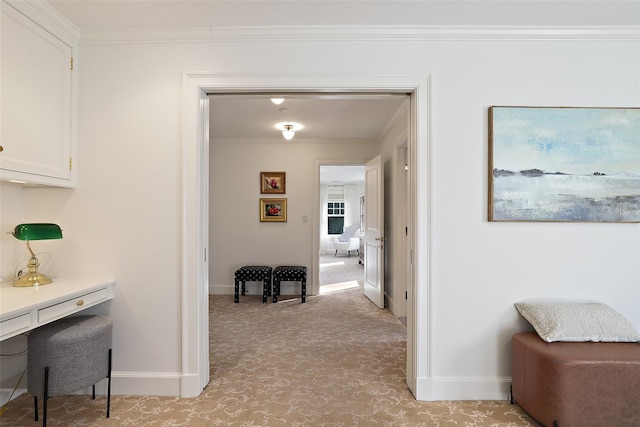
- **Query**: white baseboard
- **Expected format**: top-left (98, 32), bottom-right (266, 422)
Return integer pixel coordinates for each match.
top-left (209, 284), bottom-right (232, 294)
top-left (180, 373), bottom-right (204, 398)
top-left (415, 376), bottom-right (512, 401)
top-left (92, 371), bottom-right (182, 397)
top-left (2, 374), bottom-right (188, 400)
top-left (209, 283), bottom-right (304, 296)
top-left (0, 388), bottom-right (26, 406)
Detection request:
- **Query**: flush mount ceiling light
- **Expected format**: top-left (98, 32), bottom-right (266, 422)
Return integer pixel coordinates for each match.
top-left (270, 98), bottom-right (285, 105)
top-left (275, 122), bottom-right (303, 141)
top-left (282, 125), bottom-right (295, 140)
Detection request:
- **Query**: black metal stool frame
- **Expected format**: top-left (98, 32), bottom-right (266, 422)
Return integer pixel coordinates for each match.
top-left (34, 348), bottom-right (112, 427)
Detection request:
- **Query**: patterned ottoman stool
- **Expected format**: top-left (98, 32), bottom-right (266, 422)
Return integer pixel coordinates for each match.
top-left (234, 265), bottom-right (272, 303)
top-left (272, 266), bottom-right (307, 303)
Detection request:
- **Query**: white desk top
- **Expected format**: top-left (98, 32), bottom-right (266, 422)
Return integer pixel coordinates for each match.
top-left (0, 278), bottom-right (115, 340)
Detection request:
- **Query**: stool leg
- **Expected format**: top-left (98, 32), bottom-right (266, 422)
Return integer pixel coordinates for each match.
top-left (273, 278), bottom-right (279, 303)
top-left (301, 278), bottom-right (306, 303)
top-left (262, 279), bottom-right (268, 303)
top-left (33, 396), bottom-right (38, 421)
top-left (93, 385), bottom-right (96, 399)
top-left (107, 348), bottom-right (112, 418)
top-left (234, 278), bottom-right (239, 303)
top-left (43, 366), bottom-right (49, 427)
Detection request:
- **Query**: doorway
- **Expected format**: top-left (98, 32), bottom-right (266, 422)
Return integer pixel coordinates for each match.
top-left (181, 74), bottom-right (429, 399)
top-left (319, 165), bottom-right (365, 296)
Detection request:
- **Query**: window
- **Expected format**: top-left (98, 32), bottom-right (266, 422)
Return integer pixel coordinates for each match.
top-left (327, 201), bottom-right (345, 234)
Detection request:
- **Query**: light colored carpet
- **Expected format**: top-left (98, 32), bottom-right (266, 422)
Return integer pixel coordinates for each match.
top-left (0, 279), bottom-right (539, 426)
top-left (319, 253), bottom-right (363, 288)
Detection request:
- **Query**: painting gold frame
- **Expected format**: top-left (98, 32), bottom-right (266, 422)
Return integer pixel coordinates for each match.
top-left (260, 172), bottom-right (286, 194)
top-left (260, 198), bottom-right (287, 222)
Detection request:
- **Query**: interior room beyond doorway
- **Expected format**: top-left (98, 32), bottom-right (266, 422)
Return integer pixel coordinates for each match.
top-left (319, 165), bottom-right (366, 295)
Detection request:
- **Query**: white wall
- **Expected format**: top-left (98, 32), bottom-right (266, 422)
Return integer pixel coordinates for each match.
top-left (209, 139), bottom-right (378, 295)
top-left (2, 10), bottom-right (639, 400)
top-left (0, 183), bottom-right (27, 396)
top-left (0, 183), bottom-right (25, 281)
top-left (378, 106), bottom-right (410, 316)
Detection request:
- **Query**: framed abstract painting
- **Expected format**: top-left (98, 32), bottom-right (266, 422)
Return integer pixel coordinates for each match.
top-left (489, 106), bottom-right (640, 222)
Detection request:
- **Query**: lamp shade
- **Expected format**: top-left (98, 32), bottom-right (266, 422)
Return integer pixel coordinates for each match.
top-left (12, 223), bottom-right (63, 241)
top-left (282, 127), bottom-right (295, 140)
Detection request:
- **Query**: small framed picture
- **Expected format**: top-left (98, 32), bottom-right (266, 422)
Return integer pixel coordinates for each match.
top-left (260, 198), bottom-right (287, 222)
top-left (260, 172), bottom-right (286, 194)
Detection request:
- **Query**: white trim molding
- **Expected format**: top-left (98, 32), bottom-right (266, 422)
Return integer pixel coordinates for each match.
top-left (4, 0), bottom-right (80, 44)
top-left (182, 73), bottom-right (430, 400)
top-left (80, 25), bottom-right (640, 44)
top-left (416, 376), bottom-right (513, 401)
top-left (108, 371), bottom-right (182, 397)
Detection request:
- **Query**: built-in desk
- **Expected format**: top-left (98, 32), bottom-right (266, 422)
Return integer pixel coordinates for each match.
top-left (0, 278), bottom-right (115, 341)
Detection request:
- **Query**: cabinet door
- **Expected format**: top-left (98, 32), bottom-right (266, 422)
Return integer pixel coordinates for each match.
top-left (1, 4), bottom-right (74, 186)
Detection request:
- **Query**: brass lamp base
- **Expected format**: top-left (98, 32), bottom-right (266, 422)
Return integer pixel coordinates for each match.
top-left (14, 272), bottom-right (53, 287)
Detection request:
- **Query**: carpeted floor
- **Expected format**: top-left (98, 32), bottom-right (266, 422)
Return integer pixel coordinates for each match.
top-left (0, 264), bottom-right (540, 426)
top-left (319, 253), bottom-right (363, 290)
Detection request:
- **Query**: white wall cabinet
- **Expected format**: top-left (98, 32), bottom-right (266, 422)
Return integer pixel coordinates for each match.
top-left (0, 1), bottom-right (77, 187)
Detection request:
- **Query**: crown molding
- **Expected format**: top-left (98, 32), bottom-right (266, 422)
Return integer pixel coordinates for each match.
top-left (79, 25), bottom-right (640, 44)
top-left (3, 0), bottom-right (80, 45)
top-left (5, 0), bottom-right (639, 45)
top-left (377, 100), bottom-right (410, 142)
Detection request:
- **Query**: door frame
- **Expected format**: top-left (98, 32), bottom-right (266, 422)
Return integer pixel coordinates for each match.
top-left (314, 160), bottom-right (370, 297)
top-left (181, 73), bottom-right (431, 398)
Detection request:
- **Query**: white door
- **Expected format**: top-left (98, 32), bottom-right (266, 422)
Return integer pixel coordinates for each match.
top-left (363, 155), bottom-right (385, 308)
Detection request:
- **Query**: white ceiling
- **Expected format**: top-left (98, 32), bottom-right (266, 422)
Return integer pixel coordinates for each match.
top-left (320, 165), bottom-right (365, 184)
top-left (209, 93), bottom-right (405, 182)
top-left (46, 1), bottom-right (640, 31)
top-left (209, 93), bottom-right (408, 142)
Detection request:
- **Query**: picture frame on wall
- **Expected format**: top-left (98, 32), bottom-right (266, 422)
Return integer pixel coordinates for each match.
top-left (489, 106), bottom-right (640, 222)
top-left (260, 198), bottom-right (287, 222)
top-left (260, 172), bottom-right (286, 194)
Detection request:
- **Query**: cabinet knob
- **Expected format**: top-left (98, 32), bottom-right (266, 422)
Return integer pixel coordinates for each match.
top-left (76, 299), bottom-right (85, 306)
top-left (0, 145), bottom-right (3, 152)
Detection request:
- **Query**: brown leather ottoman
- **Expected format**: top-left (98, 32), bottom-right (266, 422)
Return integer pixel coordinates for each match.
top-left (512, 332), bottom-right (640, 427)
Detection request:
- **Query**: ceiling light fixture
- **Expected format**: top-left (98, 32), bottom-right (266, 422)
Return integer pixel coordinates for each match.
top-left (270, 98), bottom-right (285, 105)
top-left (275, 122), bottom-right (302, 141)
top-left (282, 125), bottom-right (295, 140)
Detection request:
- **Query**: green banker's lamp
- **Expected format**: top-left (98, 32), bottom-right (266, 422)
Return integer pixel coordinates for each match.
top-left (11, 223), bottom-right (63, 287)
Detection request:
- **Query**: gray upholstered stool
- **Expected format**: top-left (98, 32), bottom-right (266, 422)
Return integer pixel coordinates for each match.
top-left (27, 315), bottom-right (112, 426)
top-left (273, 265), bottom-right (307, 303)
top-left (234, 265), bottom-right (273, 303)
